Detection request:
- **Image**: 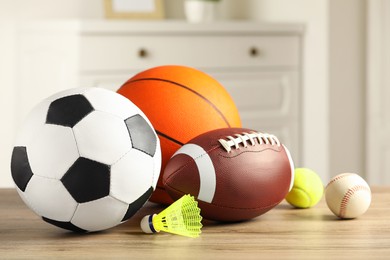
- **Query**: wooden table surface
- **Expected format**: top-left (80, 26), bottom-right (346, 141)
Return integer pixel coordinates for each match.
top-left (0, 187), bottom-right (389, 259)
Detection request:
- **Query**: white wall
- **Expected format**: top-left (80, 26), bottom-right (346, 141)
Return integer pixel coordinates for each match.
top-left (0, 23), bottom-right (18, 188)
top-left (329, 0), bottom-right (366, 178)
top-left (0, 0), bottom-right (103, 19)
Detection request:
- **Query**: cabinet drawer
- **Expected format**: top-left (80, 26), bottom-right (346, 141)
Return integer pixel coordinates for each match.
top-left (212, 71), bottom-right (300, 118)
top-left (79, 35), bottom-right (300, 71)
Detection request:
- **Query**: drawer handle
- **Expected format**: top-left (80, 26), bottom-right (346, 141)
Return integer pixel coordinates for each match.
top-left (138, 48), bottom-right (148, 58)
top-left (249, 47), bottom-right (259, 57)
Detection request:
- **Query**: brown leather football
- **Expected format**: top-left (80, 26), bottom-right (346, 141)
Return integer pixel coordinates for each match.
top-left (163, 128), bottom-right (295, 222)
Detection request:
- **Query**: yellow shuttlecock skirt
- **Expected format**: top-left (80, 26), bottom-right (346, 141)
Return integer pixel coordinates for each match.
top-left (152, 195), bottom-right (202, 238)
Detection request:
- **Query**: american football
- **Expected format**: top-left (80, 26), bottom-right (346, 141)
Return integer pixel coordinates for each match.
top-left (163, 128), bottom-right (295, 222)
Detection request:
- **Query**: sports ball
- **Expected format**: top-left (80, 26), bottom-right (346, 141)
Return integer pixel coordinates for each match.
top-left (117, 65), bottom-right (241, 204)
top-left (285, 168), bottom-right (323, 208)
top-left (10, 87), bottom-right (161, 232)
top-left (325, 173), bottom-right (371, 219)
top-left (163, 128), bottom-right (295, 222)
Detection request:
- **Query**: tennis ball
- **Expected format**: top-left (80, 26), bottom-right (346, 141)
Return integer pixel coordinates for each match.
top-left (285, 168), bottom-right (324, 208)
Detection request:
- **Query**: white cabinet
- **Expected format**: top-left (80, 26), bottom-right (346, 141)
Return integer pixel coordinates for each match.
top-left (79, 35), bottom-right (299, 70)
top-left (2, 21), bottom-right (303, 187)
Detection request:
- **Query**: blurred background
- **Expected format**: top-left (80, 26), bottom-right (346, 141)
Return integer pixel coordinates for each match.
top-left (1, 0), bottom-right (386, 188)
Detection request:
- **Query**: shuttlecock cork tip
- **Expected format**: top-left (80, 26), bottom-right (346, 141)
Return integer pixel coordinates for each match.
top-left (140, 214), bottom-right (158, 234)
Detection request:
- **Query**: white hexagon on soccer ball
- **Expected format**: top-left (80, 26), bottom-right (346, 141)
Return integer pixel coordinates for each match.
top-left (110, 149), bottom-right (156, 204)
top-left (73, 111), bottom-right (132, 165)
top-left (27, 123), bottom-right (79, 180)
top-left (20, 175), bottom-right (78, 221)
top-left (83, 87), bottom-right (140, 121)
top-left (71, 196), bottom-right (129, 232)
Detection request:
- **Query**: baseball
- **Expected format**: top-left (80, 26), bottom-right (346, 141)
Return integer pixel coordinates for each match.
top-left (325, 173), bottom-right (371, 219)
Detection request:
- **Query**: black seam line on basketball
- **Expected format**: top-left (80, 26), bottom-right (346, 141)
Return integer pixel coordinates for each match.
top-left (156, 130), bottom-right (184, 146)
top-left (126, 78), bottom-right (232, 127)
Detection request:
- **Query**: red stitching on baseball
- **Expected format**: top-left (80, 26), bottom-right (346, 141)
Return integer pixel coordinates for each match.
top-left (326, 173), bottom-right (354, 188)
top-left (339, 185), bottom-right (370, 218)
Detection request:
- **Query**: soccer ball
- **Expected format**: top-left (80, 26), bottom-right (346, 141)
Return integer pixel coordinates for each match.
top-left (10, 88), bottom-right (161, 232)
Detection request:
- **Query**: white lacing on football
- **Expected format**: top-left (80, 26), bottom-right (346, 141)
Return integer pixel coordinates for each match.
top-left (218, 132), bottom-right (281, 152)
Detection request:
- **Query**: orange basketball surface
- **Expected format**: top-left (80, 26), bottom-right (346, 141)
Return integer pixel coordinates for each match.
top-left (117, 65), bottom-right (241, 204)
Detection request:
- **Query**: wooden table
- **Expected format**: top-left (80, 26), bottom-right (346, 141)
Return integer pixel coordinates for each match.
top-left (0, 187), bottom-right (389, 259)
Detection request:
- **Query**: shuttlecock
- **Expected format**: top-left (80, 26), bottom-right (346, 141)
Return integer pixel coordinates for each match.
top-left (140, 194), bottom-right (202, 238)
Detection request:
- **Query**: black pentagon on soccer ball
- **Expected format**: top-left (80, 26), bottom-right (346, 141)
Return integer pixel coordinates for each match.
top-left (10, 146), bottom-right (34, 192)
top-left (125, 114), bottom-right (157, 157)
top-left (61, 157), bottom-right (110, 203)
top-left (46, 94), bottom-right (94, 128)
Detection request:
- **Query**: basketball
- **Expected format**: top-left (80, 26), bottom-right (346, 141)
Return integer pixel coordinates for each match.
top-left (117, 65), bottom-right (241, 204)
